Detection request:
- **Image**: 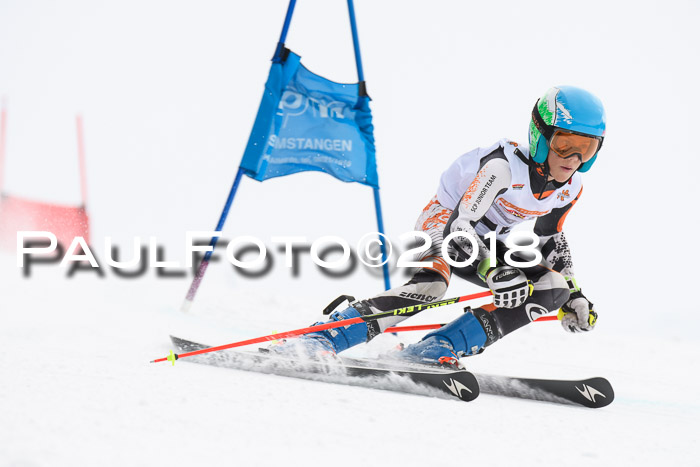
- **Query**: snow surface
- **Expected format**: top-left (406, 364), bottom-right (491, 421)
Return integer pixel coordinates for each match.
top-left (2, 0), bottom-right (700, 466)
top-left (2, 266), bottom-right (698, 467)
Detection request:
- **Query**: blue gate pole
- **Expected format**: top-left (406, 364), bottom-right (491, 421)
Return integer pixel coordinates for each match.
top-left (346, 0), bottom-right (365, 82)
top-left (373, 188), bottom-right (392, 290)
top-left (181, 167), bottom-right (245, 312)
top-left (181, 0), bottom-right (298, 312)
top-left (347, 0), bottom-right (391, 290)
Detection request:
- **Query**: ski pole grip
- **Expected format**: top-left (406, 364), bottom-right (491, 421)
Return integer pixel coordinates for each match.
top-left (322, 295), bottom-right (357, 315)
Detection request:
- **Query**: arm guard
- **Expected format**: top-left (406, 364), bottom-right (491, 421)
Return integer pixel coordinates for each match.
top-left (534, 187), bottom-right (582, 282)
top-left (444, 154), bottom-right (511, 260)
top-left (539, 231), bottom-right (575, 278)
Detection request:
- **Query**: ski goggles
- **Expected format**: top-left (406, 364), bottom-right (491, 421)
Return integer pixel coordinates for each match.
top-left (548, 130), bottom-right (602, 163)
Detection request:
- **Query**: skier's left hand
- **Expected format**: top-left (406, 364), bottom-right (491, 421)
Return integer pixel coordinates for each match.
top-left (559, 290), bottom-right (597, 332)
top-left (484, 266), bottom-right (533, 309)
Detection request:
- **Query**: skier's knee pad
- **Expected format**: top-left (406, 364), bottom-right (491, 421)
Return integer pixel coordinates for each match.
top-left (399, 269), bottom-right (449, 300)
top-left (406, 280), bottom-right (448, 302)
top-left (533, 272), bottom-right (570, 311)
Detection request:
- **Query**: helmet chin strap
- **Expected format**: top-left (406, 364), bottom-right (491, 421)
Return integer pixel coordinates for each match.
top-left (537, 161), bottom-right (550, 200)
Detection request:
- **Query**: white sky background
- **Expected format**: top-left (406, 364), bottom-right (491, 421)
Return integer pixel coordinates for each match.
top-left (1, 0), bottom-right (699, 336)
top-left (1, 4), bottom-right (700, 466)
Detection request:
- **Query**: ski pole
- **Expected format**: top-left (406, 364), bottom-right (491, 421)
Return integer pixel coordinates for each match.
top-left (383, 315), bottom-right (558, 333)
top-left (151, 290), bottom-right (493, 364)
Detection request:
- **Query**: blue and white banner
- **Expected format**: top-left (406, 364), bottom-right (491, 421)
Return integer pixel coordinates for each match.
top-left (240, 50), bottom-right (378, 188)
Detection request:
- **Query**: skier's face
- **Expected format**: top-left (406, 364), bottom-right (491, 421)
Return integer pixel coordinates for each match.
top-left (547, 149), bottom-right (581, 183)
top-left (545, 130), bottom-right (602, 182)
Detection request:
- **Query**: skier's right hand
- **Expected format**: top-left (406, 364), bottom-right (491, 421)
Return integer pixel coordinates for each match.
top-left (559, 291), bottom-right (597, 332)
top-left (482, 265), bottom-right (532, 309)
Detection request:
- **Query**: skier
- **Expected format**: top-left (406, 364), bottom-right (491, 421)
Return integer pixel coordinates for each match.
top-left (275, 85), bottom-right (605, 366)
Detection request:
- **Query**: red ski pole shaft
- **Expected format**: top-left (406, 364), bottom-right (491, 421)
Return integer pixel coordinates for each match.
top-left (151, 290), bottom-right (493, 364)
top-left (384, 324), bottom-right (443, 333)
top-left (383, 314), bottom-right (559, 333)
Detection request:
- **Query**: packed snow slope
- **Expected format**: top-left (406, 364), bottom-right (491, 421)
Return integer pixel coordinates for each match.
top-left (2, 0), bottom-right (700, 466)
top-left (1, 262), bottom-right (698, 467)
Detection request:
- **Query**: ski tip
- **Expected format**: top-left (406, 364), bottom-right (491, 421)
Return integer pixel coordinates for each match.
top-left (439, 372), bottom-right (480, 401)
top-left (578, 377), bottom-right (614, 408)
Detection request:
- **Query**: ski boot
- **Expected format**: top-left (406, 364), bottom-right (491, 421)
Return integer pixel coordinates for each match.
top-left (398, 307), bottom-right (500, 368)
top-left (264, 302), bottom-right (373, 359)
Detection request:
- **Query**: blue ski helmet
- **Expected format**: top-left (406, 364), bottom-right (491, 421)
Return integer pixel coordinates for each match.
top-left (528, 86), bottom-right (606, 172)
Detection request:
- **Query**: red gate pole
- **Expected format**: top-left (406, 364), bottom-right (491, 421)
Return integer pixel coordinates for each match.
top-left (75, 114), bottom-right (88, 209)
top-left (0, 97), bottom-right (7, 194)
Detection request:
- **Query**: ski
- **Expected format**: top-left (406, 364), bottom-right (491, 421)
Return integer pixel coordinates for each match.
top-left (474, 373), bottom-right (614, 408)
top-left (169, 336), bottom-right (613, 408)
top-left (169, 336), bottom-right (479, 402)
